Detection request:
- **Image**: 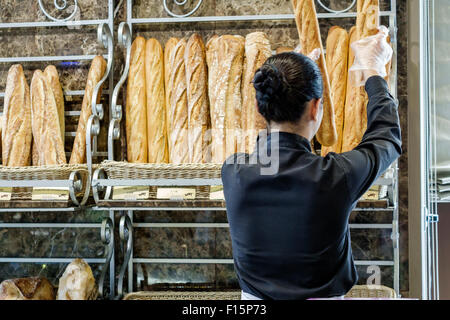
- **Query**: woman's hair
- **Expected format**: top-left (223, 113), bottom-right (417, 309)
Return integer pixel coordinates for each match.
top-left (253, 52), bottom-right (323, 123)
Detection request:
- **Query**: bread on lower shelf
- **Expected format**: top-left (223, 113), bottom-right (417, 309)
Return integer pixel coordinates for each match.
top-left (2, 64), bottom-right (32, 167)
top-left (0, 277), bottom-right (55, 300)
top-left (57, 259), bottom-right (98, 300)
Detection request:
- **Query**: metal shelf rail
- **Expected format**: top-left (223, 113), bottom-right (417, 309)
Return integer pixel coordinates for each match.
top-left (0, 0), bottom-right (116, 299)
top-left (98, 0), bottom-right (400, 298)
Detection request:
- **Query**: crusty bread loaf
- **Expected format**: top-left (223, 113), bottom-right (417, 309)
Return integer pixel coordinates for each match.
top-left (2, 64), bottom-right (32, 167)
top-left (276, 46), bottom-right (294, 54)
top-left (166, 38), bottom-right (189, 164)
top-left (0, 277), bottom-right (55, 300)
top-left (57, 259), bottom-right (97, 300)
top-left (206, 35), bottom-right (245, 162)
top-left (321, 27), bottom-right (349, 157)
top-left (341, 0), bottom-right (379, 152)
top-left (44, 65), bottom-right (65, 145)
top-left (30, 70), bottom-right (66, 165)
top-left (69, 56), bottom-right (107, 164)
top-left (185, 34), bottom-right (211, 163)
top-left (291, 0), bottom-right (337, 147)
top-left (126, 37), bottom-right (148, 163)
top-left (242, 32), bottom-right (272, 154)
top-left (341, 27), bottom-right (359, 153)
top-left (164, 37), bottom-right (180, 147)
top-left (145, 38), bottom-right (169, 163)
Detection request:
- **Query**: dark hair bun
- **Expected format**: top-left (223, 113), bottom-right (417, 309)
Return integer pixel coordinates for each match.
top-left (252, 52), bottom-right (323, 124)
top-left (253, 65), bottom-right (286, 103)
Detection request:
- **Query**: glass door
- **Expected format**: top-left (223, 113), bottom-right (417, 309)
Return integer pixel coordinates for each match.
top-left (421, 0), bottom-right (450, 300)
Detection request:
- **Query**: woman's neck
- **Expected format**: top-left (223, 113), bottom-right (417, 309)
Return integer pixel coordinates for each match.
top-left (268, 121), bottom-right (313, 141)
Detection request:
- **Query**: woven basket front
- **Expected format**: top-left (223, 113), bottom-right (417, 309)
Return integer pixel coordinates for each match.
top-left (123, 291), bottom-right (241, 300)
top-left (99, 161), bottom-right (223, 201)
top-left (0, 164), bottom-right (89, 201)
top-left (345, 285), bottom-right (397, 299)
top-left (100, 161), bottom-right (222, 180)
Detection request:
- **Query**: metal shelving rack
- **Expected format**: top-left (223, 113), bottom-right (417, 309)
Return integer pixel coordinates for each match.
top-left (0, 0), bottom-right (116, 299)
top-left (92, 0), bottom-right (400, 297)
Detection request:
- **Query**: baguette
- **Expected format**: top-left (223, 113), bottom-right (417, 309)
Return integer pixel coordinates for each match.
top-left (341, 27), bottom-right (358, 153)
top-left (206, 35), bottom-right (245, 162)
top-left (145, 38), bottom-right (169, 163)
top-left (44, 65), bottom-right (65, 145)
top-left (2, 64), bottom-right (32, 167)
top-left (166, 38), bottom-right (189, 164)
top-left (321, 27), bottom-right (349, 156)
top-left (30, 70), bottom-right (66, 165)
top-left (242, 32), bottom-right (272, 154)
top-left (341, 0), bottom-right (379, 152)
top-left (185, 34), bottom-right (211, 163)
top-left (126, 37), bottom-right (148, 163)
top-left (69, 56), bottom-right (107, 164)
top-left (291, 0), bottom-right (337, 147)
top-left (276, 46), bottom-right (293, 54)
top-left (164, 37), bottom-right (180, 161)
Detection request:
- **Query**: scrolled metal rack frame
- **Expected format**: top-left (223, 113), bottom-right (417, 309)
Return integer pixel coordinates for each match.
top-left (38, 0), bottom-right (79, 22)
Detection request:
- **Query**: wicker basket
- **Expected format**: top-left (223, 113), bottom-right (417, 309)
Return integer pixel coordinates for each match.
top-left (0, 164), bottom-right (89, 201)
top-left (345, 285), bottom-right (397, 299)
top-left (99, 161), bottom-right (223, 201)
top-left (123, 291), bottom-right (242, 300)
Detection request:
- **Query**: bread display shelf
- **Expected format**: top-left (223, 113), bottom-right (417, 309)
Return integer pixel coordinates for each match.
top-left (0, 2), bottom-right (116, 299)
top-left (102, 0), bottom-right (401, 298)
top-left (0, 20), bottom-right (115, 209)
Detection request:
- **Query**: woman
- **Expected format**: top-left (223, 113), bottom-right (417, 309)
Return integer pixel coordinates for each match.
top-left (222, 29), bottom-right (401, 300)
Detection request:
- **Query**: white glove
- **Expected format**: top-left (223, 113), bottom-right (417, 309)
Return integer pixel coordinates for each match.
top-left (349, 26), bottom-right (393, 86)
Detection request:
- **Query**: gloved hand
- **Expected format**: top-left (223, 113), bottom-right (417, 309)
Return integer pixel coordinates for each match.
top-left (349, 25), bottom-right (393, 86)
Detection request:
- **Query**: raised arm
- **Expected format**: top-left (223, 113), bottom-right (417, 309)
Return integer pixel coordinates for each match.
top-left (335, 75), bottom-right (402, 204)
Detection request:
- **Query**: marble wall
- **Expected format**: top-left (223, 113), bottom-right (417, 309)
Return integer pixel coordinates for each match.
top-left (0, 0), bottom-right (410, 297)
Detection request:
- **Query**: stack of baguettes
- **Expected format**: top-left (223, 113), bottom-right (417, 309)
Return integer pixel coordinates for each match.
top-left (341, 0), bottom-right (382, 153)
top-left (291, 0), bottom-right (338, 148)
top-left (1, 57), bottom-right (107, 167)
top-left (126, 32), bottom-right (273, 164)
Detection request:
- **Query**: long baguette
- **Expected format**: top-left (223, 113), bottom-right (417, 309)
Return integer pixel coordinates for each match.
top-left (69, 56), bottom-right (107, 164)
top-left (164, 37), bottom-right (180, 161)
top-left (145, 38), bottom-right (169, 163)
top-left (242, 32), bottom-right (272, 154)
top-left (321, 27), bottom-right (349, 156)
top-left (44, 65), bottom-right (65, 145)
top-left (126, 37), bottom-right (148, 163)
top-left (2, 64), bottom-right (32, 166)
top-left (30, 70), bottom-right (66, 165)
top-left (291, 0), bottom-right (337, 147)
top-left (166, 38), bottom-right (189, 164)
top-left (206, 35), bottom-right (245, 162)
top-left (185, 34), bottom-right (211, 163)
top-left (341, 0), bottom-right (379, 152)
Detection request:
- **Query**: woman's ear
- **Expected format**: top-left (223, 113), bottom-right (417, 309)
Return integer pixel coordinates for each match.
top-left (309, 98), bottom-right (322, 121)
